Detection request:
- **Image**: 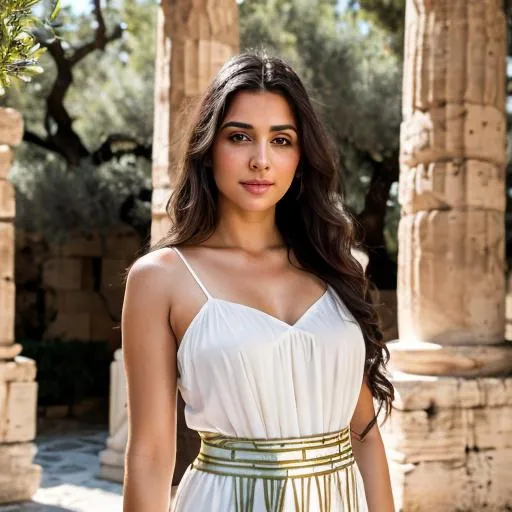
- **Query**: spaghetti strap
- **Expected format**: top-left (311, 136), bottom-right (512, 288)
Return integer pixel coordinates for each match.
top-left (173, 247), bottom-right (212, 300)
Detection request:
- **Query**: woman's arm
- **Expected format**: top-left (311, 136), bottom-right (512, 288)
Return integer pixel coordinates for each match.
top-left (122, 256), bottom-right (178, 512)
top-left (350, 379), bottom-right (395, 512)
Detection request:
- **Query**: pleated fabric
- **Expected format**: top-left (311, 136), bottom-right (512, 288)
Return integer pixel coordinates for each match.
top-left (171, 248), bottom-right (368, 511)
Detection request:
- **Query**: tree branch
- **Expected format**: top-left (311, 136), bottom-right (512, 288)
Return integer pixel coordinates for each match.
top-left (34, 0), bottom-right (125, 166)
top-left (23, 130), bottom-right (60, 154)
top-left (69, 0), bottom-right (124, 66)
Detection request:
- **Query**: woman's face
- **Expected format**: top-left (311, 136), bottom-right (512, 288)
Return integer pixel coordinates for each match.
top-left (210, 90), bottom-right (301, 214)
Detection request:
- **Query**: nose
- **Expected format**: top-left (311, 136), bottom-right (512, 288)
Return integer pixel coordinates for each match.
top-left (249, 142), bottom-right (270, 172)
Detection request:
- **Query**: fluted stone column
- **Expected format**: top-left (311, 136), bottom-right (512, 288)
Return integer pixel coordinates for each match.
top-left (0, 108), bottom-right (40, 503)
top-left (100, 0), bottom-right (239, 485)
top-left (383, 1), bottom-right (512, 510)
top-left (151, 0), bottom-right (240, 241)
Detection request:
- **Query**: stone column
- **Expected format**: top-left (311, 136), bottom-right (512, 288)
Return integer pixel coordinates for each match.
top-left (384, 1), bottom-right (512, 510)
top-left (0, 108), bottom-right (40, 503)
top-left (100, 0), bottom-right (239, 484)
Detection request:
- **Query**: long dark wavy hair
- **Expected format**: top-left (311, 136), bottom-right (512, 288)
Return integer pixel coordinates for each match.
top-left (149, 51), bottom-right (394, 430)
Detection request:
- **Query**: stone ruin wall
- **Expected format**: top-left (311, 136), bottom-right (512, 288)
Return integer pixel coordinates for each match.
top-left (15, 229), bottom-right (142, 345)
top-left (0, 107), bottom-right (40, 503)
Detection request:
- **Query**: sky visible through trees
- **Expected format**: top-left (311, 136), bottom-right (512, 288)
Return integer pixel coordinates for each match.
top-left (66, 0), bottom-right (353, 13)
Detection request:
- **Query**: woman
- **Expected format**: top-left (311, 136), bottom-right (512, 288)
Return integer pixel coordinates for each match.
top-left (122, 52), bottom-right (395, 512)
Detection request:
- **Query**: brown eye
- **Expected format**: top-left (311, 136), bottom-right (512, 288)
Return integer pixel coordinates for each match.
top-left (273, 137), bottom-right (291, 146)
top-left (229, 133), bottom-right (250, 143)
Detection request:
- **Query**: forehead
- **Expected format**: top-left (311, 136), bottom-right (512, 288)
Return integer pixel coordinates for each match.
top-left (222, 90), bottom-right (296, 126)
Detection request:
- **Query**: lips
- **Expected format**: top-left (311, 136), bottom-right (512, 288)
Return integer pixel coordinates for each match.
top-left (240, 180), bottom-right (274, 195)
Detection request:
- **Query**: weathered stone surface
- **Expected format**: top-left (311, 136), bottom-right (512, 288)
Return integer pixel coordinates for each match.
top-left (54, 233), bottom-right (104, 258)
top-left (399, 160), bottom-right (506, 215)
top-left (0, 464), bottom-right (41, 504)
top-left (383, 407), bottom-right (468, 463)
top-left (0, 279), bottom-right (14, 349)
top-left (0, 442), bottom-right (36, 471)
top-left (1, 381), bottom-right (37, 442)
top-left (0, 180), bottom-right (14, 221)
top-left (151, 0), bottom-right (239, 247)
top-left (0, 146), bottom-right (13, 180)
top-left (397, 210), bottom-right (505, 346)
top-left (104, 230), bottom-right (140, 258)
top-left (43, 258), bottom-right (84, 290)
top-left (388, 341), bottom-right (512, 376)
top-left (0, 108), bottom-right (23, 147)
top-left (0, 344), bottom-right (21, 360)
top-left (0, 357), bottom-right (36, 383)
top-left (390, 449), bottom-right (512, 512)
top-left (0, 222), bottom-right (13, 281)
top-left (391, 374), bottom-right (512, 411)
top-left (401, 105), bottom-right (507, 168)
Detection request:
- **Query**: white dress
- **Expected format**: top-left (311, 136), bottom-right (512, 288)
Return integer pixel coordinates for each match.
top-left (171, 248), bottom-right (368, 511)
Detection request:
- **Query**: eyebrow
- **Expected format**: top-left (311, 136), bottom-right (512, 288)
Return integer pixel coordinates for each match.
top-left (220, 121), bottom-right (298, 133)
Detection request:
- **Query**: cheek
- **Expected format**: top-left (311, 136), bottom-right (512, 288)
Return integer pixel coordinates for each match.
top-left (212, 143), bottom-right (244, 178)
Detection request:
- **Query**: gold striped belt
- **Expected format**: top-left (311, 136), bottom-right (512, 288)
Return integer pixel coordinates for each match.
top-left (192, 426), bottom-right (354, 480)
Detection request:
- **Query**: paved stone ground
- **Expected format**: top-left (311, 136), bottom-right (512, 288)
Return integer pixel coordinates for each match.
top-left (0, 426), bottom-right (123, 512)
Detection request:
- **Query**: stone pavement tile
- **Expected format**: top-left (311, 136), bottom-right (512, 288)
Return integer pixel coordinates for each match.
top-left (0, 427), bottom-right (122, 512)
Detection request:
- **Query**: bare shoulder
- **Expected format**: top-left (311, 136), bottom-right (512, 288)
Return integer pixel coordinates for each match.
top-left (126, 247), bottom-right (182, 296)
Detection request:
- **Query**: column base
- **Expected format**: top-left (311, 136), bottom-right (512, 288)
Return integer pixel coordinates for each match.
top-left (382, 372), bottom-right (512, 511)
top-left (387, 339), bottom-right (512, 376)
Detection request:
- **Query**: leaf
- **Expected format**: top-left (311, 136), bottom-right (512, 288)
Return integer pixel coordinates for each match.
top-left (50, 0), bottom-right (60, 21)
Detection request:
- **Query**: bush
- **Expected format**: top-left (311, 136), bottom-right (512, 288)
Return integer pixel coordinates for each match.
top-left (20, 338), bottom-right (111, 407)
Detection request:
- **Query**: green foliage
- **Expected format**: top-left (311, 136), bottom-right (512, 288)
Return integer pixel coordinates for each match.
top-left (351, 0), bottom-right (405, 55)
top-left (240, 0), bottom-right (402, 213)
top-left (10, 145), bottom-right (151, 243)
top-left (21, 339), bottom-right (111, 406)
top-left (0, 0), bottom-right (59, 94)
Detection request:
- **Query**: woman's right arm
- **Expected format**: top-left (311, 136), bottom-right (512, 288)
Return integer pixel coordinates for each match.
top-left (122, 255), bottom-right (178, 512)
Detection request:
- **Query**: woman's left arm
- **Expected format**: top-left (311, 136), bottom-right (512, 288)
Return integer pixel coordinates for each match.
top-left (350, 378), bottom-right (395, 512)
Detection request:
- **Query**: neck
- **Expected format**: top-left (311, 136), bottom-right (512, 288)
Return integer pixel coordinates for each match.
top-left (210, 203), bottom-right (283, 254)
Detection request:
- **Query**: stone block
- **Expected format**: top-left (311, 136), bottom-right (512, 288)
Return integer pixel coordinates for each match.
top-left (42, 258), bottom-right (83, 290)
top-left (0, 179), bottom-right (14, 221)
top-left (55, 233), bottom-right (104, 257)
top-left (391, 449), bottom-right (512, 512)
top-left (0, 146), bottom-right (13, 180)
top-left (0, 357), bottom-right (36, 383)
top-left (400, 160), bottom-right (505, 215)
top-left (389, 342), bottom-right (512, 377)
top-left (0, 280), bottom-right (14, 345)
top-left (0, 381), bottom-right (37, 442)
top-left (98, 460), bottom-right (124, 483)
top-left (392, 375), bottom-right (512, 411)
top-left (400, 105), bottom-right (506, 169)
top-left (398, 210), bottom-right (505, 345)
top-left (0, 108), bottom-right (23, 147)
top-left (55, 290), bottom-right (104, 314)
top-left (0, 464), bottom-right (41, 504)
top-left (104, 230), bottom-right (141, 258)
top-left (470, 406), bottom-right (512, 450)
top-left (0, 344), bottom-right (21, 360)
top-left (101, 258), bottom-right (129, 290)
top-left (151, 186), bottom-right (170, 216)
top-left (0, 442), bottom-right (36, 471)
top-left (151, 213), bottom-right (170, 244)
top-left (44, 312), bottom-right (91, 341)
top-left (382, 408), bottom-right (468, 463)
top-left (0, 222), bottom-right (14, 281)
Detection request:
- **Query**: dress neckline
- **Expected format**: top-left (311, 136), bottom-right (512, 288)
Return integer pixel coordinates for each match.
top-left (176, 286), bottom-right (331, 360)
